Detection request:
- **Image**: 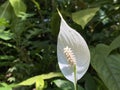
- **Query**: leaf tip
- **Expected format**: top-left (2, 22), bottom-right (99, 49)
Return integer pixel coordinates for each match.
top-left (56, 8), bottom-right (63, 20)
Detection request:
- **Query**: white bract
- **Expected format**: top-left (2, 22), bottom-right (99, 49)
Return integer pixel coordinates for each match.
top-left (57, 10), bottom-right (90, 83)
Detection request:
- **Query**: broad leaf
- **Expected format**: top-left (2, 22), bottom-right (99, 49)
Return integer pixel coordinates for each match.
top-left (72, 7), bottom-right (99, 29)
top-left (0, 1), bottom-right (14, 20)
top-left (91, 35), bottom-right (120, 90)
top-left (9, 0), bottom-right (26, 16)
top-left (92, 54), bottom-right (120, 90)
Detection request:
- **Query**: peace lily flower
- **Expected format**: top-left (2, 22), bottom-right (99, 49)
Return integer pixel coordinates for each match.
top-left (57, 9), bottom-right (90, 89)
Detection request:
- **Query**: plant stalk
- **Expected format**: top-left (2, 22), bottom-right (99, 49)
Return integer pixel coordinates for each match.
top-left (74, 65), bottom-right (77, 90)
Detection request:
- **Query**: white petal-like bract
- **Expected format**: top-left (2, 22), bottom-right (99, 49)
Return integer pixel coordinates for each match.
top-left (57, 10), bottom-right (90, 83)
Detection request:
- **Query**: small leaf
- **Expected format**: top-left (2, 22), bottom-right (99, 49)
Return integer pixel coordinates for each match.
top-left (7, 77), bottom-right (15, 82)
top-left (35, 79), bottom-right (44, 90)
top-left (31, 0), bottom-right (40, 10)
top-left (9, 0), bottom-right (26, 16)
top-left (57, 10), bottom-right (90, 83)
top-left (72, 7), bottom-right (99, 29)
top-left (0, 29), bottom-right (13, 40)
top-left (53, 79), bottom-right (85, 90)
top-left (0, 55), bottom-right (14, 60)
top-left (0, 18), bottom-right (8, 26)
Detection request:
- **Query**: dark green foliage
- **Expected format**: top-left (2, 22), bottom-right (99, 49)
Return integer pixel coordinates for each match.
top-left (0, 0), bottom-right (120, 90)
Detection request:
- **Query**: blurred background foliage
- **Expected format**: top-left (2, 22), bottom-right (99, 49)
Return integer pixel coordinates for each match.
top-left (0, 0), bottom-right (120, 90)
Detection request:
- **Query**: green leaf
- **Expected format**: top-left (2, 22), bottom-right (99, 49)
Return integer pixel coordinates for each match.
top-left (84, 73), bottom-right (97, 90)
top-left (95, 44), bottom-right (109, 56)
top-left (72, 7), bottom-right (99, 29)
top-left (0, 87), bottom-right (12, 90)
top-left (40, 72), bottom-right (63, 80)
top-left (0, 83), bottom-right (14, 90)
top-left (94, 77), bottom-right (108, 90)
top-left (0, 1), bottom-right (14, 20)
top-left (0, 29), bottom-right (13, 40)
top-left (109, 35), bottom-right (120, 53)
top-left (0, 55), bottom-right (14, 60)
top-left (31, 0), bottom-right (40, 10)
top-left (18, 75), bottom-right (43, 86)
top-left (35, 79), bottom-right (44, 90)
top-left (17, 12), bottom-right (34, 20)
top-left (0, 18), bottom-right (8, 26)
top-left (50, 12), bottom-right (60, 38)
top-left (17, 72), bottom-right (63, 87)
top-left (91, 36), bottom-right (120, 90)
top-left (53, 79), bottom-right (85, 90)
top-left (9, 0), bottom-right (26, 16)
top-left (92, 53), bottom-right (120, 90)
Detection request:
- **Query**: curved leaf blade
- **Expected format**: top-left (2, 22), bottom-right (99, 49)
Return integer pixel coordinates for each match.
top-left (72, 7), bottom-right (99, 29)
top-left (17, 72), bottom-right (62, 86)
top-left (92, 54), bottom-right (120, 90)
top-left (91, 38), bottom-right (120, 90)
top-left (9, 0), bottom-right (26, 16)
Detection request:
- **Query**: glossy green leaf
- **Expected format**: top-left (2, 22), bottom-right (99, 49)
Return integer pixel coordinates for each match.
top-left (9, 0), bottom-right (26, 16)
top-left (72, 7), bottom-right (99, 29)
top-left (91, 35), bottom-right (120, 90)
top-left (92, 54), bottom-right (120, 90)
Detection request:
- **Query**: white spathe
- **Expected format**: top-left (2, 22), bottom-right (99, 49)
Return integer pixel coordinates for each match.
top-left (57, 11), bottom-right (90, 83)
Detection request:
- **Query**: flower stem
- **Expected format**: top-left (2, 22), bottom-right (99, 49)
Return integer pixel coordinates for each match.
top-left (74, 65), bottom-right (77, 90)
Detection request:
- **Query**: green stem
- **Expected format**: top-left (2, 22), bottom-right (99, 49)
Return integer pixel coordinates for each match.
top-left (74, 65), bottom-right (77, 90)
